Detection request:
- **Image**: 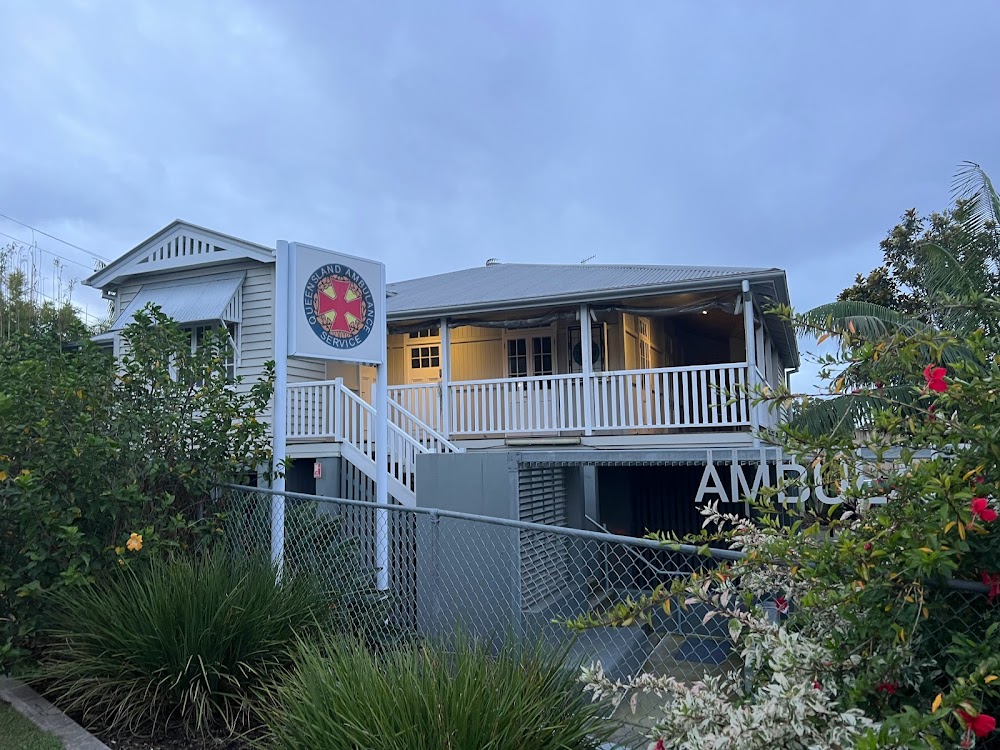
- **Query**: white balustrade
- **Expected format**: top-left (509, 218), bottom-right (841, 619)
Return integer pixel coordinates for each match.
top-left (591, 364), bottom-right (749, 431)
top-left (286, 380), bottom-right (340, 439)
top-left (286, 363), bottom-right (757, 445)
top-left (447, 374), bottom-right (585, 436)
top-left (388, 398), bottom-right (461, 454)
top-left (339, 386), bottom-right (428, 490)
top-left (388, 384), bottom-right (441, 433)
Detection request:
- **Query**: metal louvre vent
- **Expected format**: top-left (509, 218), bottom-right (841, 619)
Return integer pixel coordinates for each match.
top-left (518, 467), bottom-right (570, 611)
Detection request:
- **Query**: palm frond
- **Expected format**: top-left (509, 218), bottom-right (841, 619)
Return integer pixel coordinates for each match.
top-left (800, 301), bottom-right (924, 340)
top-left (952, 161), bottom-right (1000, 239)
top-left (915, 241), bottom-right (979, 301)
top-left (789, 387), bottom-right (916, 438)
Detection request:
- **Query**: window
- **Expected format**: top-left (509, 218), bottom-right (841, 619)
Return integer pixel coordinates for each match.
top-left (638, 341), bottom-right (650, 370)
top-left (508, 335), bottom-right (554, 377)
top-left (409, 326), bottom-right (440, 339)
top-left (410, 345), bottom-right (440, 369)
top-left (532, 336), bottom-right (553, 376)
top-left (507, 339), bottom-right (528, 377)
top-left (183, 323), bottom-right (238, 381)
top-left (636, 318), bottom-right (651, 370)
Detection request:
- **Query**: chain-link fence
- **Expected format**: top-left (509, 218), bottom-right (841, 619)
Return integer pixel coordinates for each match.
top-left (221, 484), bottom-right (994, 747)
top-left (224, 484), bottom-right (751, 744)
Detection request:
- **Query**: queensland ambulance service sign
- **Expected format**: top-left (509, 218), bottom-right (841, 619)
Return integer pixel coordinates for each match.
top-left (287, 242), bottom-right (386, 364)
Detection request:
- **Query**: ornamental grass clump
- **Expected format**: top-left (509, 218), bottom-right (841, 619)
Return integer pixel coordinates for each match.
top-left (37, 551), bottom-right (326, 739)
top-left (261, 634), bottom-right (614, 750)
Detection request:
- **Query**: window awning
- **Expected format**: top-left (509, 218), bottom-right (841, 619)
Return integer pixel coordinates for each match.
top-left (109, 273), bottom-right (245, 331)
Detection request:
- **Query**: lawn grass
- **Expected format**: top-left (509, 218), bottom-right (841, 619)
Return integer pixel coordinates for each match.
top-left (0, 702), bottom-right (63, 750)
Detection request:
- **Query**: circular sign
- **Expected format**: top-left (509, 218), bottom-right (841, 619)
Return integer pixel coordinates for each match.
top-left (572, 338), bottom-right (603, 367)
top-left (303, 263), bottom-right (376, 350)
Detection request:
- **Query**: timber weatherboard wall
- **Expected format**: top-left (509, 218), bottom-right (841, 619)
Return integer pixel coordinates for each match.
top-left (111, 260), bottom-right (325, 424)
top-left (451, 325), bottom-right (504, 381)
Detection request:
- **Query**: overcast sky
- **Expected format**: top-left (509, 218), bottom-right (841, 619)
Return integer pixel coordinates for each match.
top-left (2, 1), bottom-right (999, 382)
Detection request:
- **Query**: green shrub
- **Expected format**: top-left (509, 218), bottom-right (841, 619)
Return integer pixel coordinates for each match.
top-left (0, 304), bottom-right (274, 664)
top-left (36, 551), bottom-right (324, 738)
top-left (224, 491), bottom-right (394, 641)
top-left (262, 634), bottom-right (614, 750)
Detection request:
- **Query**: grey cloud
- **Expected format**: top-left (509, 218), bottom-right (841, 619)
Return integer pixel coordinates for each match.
top-left (2, 0), bottom-right (1000, 386)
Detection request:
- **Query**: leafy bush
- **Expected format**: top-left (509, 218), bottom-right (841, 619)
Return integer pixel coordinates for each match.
top-left (262, 634), bottom-right (614, 750)
top-left (36, 551), bottom-right (324, 738)
top-left (577, 316), bottom-right (1000, 747)
top-left (0, 304), bottom-right (273, 663)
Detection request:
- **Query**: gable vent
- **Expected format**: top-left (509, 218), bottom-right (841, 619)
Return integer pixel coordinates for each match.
top-left (139, 231), bottom-right (229, 265)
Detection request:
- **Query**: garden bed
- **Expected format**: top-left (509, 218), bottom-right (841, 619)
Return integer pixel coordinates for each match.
top-left (96, 729), bottom-right (253, 750)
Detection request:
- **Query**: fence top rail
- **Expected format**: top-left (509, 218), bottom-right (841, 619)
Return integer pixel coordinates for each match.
top-left (225, 484), bottom-right (991, 596)
top-left (224, 484), bottom-right (748, 561)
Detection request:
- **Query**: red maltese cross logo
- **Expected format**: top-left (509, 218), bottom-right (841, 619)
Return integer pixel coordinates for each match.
top-left (304, 262), bottom-right (375, 349)
top-left (315, 277), bottom-right (366, 336)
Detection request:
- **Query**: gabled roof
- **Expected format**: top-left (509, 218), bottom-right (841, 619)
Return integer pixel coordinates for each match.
top-left (85, 220), bottom-right (272, 289)
top-left (386, 262), bottom-right (786, 319)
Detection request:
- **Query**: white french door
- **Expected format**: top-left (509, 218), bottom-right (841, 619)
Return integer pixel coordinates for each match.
top-left (504, 329), bottom-right (557, 432)
top-left (403, 327), bottom-right (442, 429)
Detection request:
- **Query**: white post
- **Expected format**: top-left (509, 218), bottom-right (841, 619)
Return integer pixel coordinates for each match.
top-left (374, 263), bottom-right (390, 591)
top-left (742, 279), bottom-right (760, 440)
top-left (580, 304), bottom-right (594, 437)
top-left (334, 377), bottom-right (345, 441)
top-left (439, 317), bottom-right (451, 438)
top-left (271, 241), bottom-right (289, 578)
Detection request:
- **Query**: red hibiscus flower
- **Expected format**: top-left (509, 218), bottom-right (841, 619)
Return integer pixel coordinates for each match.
top-left (775, 596), bottom-right (789, 615)
top-left (876, 682), bottom-right (898, 695)
top-left (972, 498), bottom-right (998, 523)
top-left (812, 680), bottom-right (822, 690)
top-left (958, 709), bottom-right (997, 738)
top-left (981, 572), bottom-right (1000, 601)
top-left (924, 365), bottom-right (948, 393)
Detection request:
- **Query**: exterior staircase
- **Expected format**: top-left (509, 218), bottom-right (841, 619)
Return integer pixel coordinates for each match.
top-left (287, 379), bottom-right (462, 507)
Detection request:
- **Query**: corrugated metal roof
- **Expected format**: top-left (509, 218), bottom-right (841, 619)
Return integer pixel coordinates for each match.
top-left (110, 273), bottom-right (244, 330)
top-left (386, 262), bottom-right (776, 317)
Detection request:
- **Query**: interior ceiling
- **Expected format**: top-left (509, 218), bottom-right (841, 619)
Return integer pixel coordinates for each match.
top-left (389, 289), bottom-right (795, 367)
top-left (395, 290), bottom-right (735, 326)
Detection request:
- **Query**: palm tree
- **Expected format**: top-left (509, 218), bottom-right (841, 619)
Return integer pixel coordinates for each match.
top-left (791, 163), bottom-right (1000, 437)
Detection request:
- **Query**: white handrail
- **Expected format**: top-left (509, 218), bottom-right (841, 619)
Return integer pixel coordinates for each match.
top-left (388, 383), bottom-right (442, 434)
top-left (340, 385), bottom-right (424, 452)
top-left (388, 397), bottom-right (462, 453)
top-left (449, 372), bottom-right (589, 387)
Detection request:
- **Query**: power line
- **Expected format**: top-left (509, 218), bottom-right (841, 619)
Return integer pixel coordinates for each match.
top-left (0, 211), bottom-right (110, 263)
top-left (0, 230), bottom-right (97, 274)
